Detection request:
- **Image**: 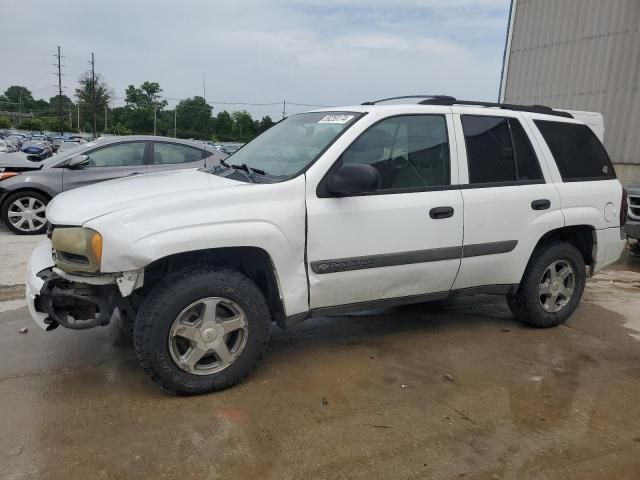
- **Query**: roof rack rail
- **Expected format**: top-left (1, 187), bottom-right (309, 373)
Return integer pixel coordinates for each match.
top-left (361, 95), bottom-right (456, 105)
top-left (418, 97), bottom-right (573, 118)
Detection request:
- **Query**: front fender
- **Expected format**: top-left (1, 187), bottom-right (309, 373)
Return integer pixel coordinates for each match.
top-left (85, 175), bottom-right (309, 316)
top-left (110, 220), bottom-right (295, 271)
top-left (0, 178), bottom-right (61, 201)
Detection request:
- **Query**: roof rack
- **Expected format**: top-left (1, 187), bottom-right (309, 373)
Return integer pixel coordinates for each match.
top-left (361, 95), bottom-right (456, 105)
top-left (418, 97), bottom-right (573, 118)
top-left (361, 95), bottom-right (572, 118)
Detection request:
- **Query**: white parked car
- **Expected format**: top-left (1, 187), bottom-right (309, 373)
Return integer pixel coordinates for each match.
top-left (26, 96), bottom-right (626, 394)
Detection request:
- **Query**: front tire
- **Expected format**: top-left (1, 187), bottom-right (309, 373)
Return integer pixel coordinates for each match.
top-left (134, 266), bottom-right (271, 395)
top-left (507, 241), bottom-right (586, 328)
top-left (1, 191), bottom-right (49, 235)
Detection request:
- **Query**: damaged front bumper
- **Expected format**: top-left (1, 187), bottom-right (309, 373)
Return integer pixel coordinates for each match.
top-left (26, 240), bottom-right (140, 331)
top-left (26, 241), bottom-right (55, 330)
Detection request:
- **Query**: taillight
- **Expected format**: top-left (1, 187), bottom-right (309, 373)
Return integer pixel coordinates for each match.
top-left (621, 188), bottom-right (628, 226)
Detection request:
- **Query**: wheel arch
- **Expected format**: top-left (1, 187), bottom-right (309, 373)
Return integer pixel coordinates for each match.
top-left (0, 186), bottom-right (54, 209)
top-left (141, 246), bottom-right (287, 327)
top-left (530, 224), bottom-right (596, 271)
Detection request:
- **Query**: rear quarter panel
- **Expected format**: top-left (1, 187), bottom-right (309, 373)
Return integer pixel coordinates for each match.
top-left (523, 114), bottom-right (625, 269)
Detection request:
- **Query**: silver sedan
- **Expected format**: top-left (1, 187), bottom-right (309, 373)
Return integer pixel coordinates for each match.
top-left (0, 135), bottom-right (227, 234)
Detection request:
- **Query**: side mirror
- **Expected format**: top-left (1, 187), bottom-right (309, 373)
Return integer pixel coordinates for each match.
top-left (327, 164), bottom-right (380, 195)
top-left (67, 154), bottom-right (89, 169)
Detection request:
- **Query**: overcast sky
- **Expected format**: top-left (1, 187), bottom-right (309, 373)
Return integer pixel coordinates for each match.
top-left (2, 0), bottom-right (510, 119)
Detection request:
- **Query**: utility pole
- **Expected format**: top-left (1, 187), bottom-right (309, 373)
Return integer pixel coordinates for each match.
top-left (154, 108), bottom-right (157, 136)
top-left (90, 52), bottom-right (96, 136)
top-left (104, 105), bottom-right (107, 131)
top-left (174, 107), bottom-right (177, 138)
top-left (77, 103), bottom-right (80, 132)
top-left (282, 100), bottom-right (286, 119)
top-left (202, 72), bottom-right (206, 101)
top-left (55, 46), bottom-right (64, 133)
top-left (68, 104), bottom-right (72, 129)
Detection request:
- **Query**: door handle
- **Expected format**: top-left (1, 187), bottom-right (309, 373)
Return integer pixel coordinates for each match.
top-left (531, 199), bottom-right (551, 210)
top-left (429, 206), bottom-right (454, 219)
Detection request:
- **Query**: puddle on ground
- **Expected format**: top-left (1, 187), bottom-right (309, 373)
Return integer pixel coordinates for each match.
top-left (585, 269), bottom-right (640, 340)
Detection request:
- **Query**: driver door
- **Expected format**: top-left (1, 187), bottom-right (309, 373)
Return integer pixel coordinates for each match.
top-left (62, 141), bottom-right (148, 191)
top-left (306, 113), bottom-right (464, 309)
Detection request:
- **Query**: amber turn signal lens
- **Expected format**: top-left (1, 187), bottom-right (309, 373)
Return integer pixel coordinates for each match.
top-left (0, 172), bottom-right (19, 181)
top-left (89, 232), bottom-right (103, 264)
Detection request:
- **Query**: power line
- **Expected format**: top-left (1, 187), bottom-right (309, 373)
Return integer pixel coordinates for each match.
top-left (288, 102), bottom-right (335, 107)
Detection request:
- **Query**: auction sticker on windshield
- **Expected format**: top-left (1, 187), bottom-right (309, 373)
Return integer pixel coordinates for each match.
top-left (318, 114), bottom-right (354, 124)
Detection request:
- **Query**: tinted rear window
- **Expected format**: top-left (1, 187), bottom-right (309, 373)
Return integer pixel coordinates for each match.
top-left (461, 115), bottom-right (543, 184)
top-left (534, 120), bottom-right (615, 181)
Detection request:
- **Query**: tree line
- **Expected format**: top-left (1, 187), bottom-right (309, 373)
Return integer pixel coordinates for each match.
top-left (0, 77), bottom-right (275, 142)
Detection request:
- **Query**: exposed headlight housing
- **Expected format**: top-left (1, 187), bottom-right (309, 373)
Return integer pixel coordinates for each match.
top-left (51, 227), bottom-right (103, 273)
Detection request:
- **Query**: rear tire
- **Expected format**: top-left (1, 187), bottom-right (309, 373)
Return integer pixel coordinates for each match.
top-left (1, 191), bottom-right (49, 235)
top-left (134, 265), bottom-right (271, 395)
top-left (507, 241), bottom-right (586, 328)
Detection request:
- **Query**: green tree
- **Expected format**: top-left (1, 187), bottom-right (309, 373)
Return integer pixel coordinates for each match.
top-left (75, 72), bottom-right (111, 137)
top-left (121, 82), bottom-right (168, 134)
top-left (49, 94), bottom-right (73, 113)
top-left (18, 118), bottom-right (44, 131)
top-left (175, 96), bottom-right (213, 139)
top-left (30, 99), bottom-right (49, 112)
top-left (232, 111), bottom-right (256, 142)
top-left (111, 122), bottom-right (133, 136)
top-left (257, 115), bottom-right (275, 134)
top-left (2, 86), bottom-right (33, 111)
top-left (41, 117), bottom-right (64, 132)
top-left (0, 116), bottom-right (10, 128)
top-left (125, 81), bottom-right (167, 111)
top-left (215, 111), bottom-right (233, 140)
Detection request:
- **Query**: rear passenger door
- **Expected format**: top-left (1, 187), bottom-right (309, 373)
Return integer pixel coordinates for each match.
top-left (451, 111), bottom-right (564, 290)
top-left (147, 142), bottom-right (206, 173)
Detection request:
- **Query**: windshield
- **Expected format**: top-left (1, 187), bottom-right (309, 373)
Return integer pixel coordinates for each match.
top-left (226, 111), bottom-right (362, 178)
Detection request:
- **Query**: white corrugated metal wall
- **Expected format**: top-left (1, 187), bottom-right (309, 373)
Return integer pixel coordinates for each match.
top-left (502, 0), bottom-right (640, 184)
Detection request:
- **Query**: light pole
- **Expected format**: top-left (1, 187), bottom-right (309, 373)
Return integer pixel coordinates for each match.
top-left (174, 107), bottom-right (177, 138)
top-left (154, 108), bottom-right (157, 136)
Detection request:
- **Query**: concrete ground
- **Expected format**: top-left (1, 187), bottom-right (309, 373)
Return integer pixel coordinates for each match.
top-left (1, 227), bottom-right (640, 480)
top-left (0, 224), bottom-right (44, 297)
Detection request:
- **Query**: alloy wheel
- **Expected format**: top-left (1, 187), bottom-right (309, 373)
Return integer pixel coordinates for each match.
top-left (538, 260), bottom-right (575, 313)
top-left (168, 297), bottom-right (249, 375)
top-left (7, 197), bottom-right (47, 233)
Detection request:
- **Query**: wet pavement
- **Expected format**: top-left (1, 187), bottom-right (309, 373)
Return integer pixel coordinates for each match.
top-left (1, 252), bottom-right (640, 480)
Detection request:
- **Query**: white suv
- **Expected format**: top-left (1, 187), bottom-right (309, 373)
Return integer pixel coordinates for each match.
top-left (25, 96), bottom-right (626, 394)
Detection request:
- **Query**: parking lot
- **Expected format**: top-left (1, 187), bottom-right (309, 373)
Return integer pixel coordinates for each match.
top-left (0, 225), bottom-right (639, 480)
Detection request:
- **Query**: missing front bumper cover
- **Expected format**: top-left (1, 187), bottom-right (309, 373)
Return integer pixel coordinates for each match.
top-left (38, 269), bottom-right (124, 330)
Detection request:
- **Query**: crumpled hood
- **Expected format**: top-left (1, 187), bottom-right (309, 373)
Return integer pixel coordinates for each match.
top-left (46, 169), bottom-right (245, 225)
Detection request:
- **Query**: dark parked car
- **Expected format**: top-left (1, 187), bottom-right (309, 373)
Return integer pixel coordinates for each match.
top-left (0, 135), bottom-right (227, 234)
top-left (20, 140), bottom-right (53, 160)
